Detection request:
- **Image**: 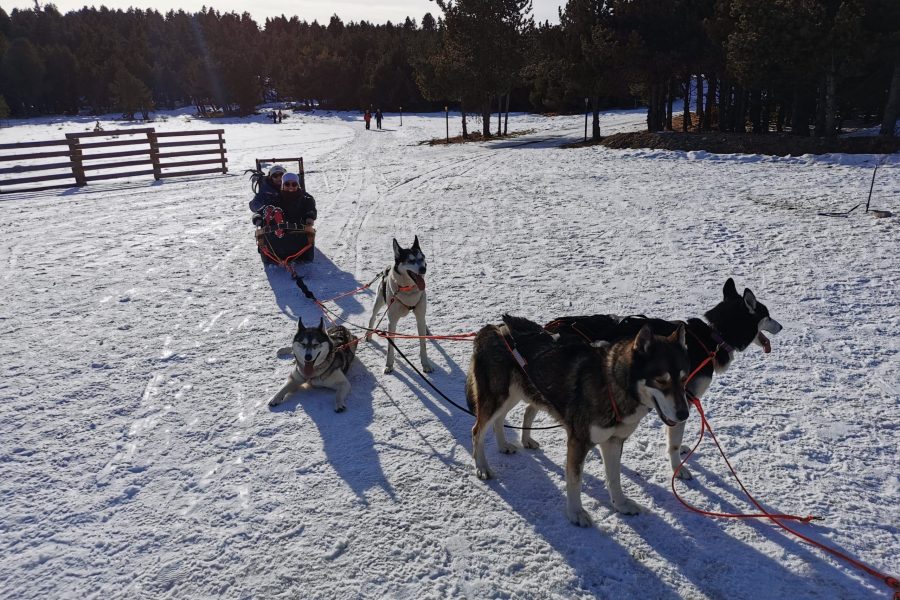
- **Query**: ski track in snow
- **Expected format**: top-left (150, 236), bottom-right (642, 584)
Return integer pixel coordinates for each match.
top-left (1, 109), bottom-right (898, 599)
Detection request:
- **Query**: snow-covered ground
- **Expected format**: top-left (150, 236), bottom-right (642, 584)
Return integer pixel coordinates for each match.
top-left (1, 109), bottom-right (898, 599)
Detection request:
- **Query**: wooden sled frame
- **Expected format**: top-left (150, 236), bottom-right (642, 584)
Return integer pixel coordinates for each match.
top-left (255, 157), bottom-right (305, 191)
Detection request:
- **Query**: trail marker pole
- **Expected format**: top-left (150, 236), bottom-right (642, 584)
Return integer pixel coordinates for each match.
top-left (400, 106), bottom-right (403, 127)
top-left (445, 106), bottom-right (449, 143)
top-left (584, 97), bottom-right (589, 142)
top-left (865, 158), bottom-right (881, 213)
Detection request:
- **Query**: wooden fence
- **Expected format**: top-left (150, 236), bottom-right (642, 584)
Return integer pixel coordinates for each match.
top-left (0, 127), bottom-right (227, 194)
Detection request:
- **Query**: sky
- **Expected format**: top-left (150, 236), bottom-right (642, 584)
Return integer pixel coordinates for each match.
top-left (8, 0), bottom-right (564, 25)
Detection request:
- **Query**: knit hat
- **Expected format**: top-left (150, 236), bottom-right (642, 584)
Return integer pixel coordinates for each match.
top-left (268, 164), bottom-right (287, 177)
top-left (281, 172), bottom-right (301, 187)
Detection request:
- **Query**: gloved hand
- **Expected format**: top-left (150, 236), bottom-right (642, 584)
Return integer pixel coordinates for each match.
top-left (252, 212), bottom-right (264, 226)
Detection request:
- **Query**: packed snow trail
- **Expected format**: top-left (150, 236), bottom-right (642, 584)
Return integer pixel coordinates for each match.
top-left (1, 110), bottom-right (897, 599)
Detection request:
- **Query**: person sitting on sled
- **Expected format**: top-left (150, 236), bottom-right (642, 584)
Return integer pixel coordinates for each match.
top-left (252, 172), bottom-right (316, 236)
top-left (249, 164), bottom-right (286, 213)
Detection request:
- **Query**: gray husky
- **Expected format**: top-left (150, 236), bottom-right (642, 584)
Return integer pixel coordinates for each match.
top-left (466, 315), bottom-right (690, 526)
top-left (365, 236), bottom-right (431, 374)
top-left (269, 317), bottom-right (357, 412)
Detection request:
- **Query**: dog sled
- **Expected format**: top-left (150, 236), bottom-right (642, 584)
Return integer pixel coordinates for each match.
top-left (252, 157), bottom-right (315, 265)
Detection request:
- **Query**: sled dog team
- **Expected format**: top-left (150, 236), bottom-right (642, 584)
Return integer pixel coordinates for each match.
top-left (268, 236), bottom-right (782, 526)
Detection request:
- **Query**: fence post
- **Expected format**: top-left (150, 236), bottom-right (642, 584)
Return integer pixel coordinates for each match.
top-left (65, 134), bottom-right (87, 187)
top-left (147, 129), bottom-right (161, 180)
top-left (217, 130), bottom-right (227, 173)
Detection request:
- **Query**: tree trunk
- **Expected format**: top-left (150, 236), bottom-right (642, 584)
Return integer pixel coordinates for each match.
top-left (592, 96), bottom-right (601, 140)
top-left (776, 100), bottom-right (786, 132)
top-left (482, 97), bottom-right (491, 137)
top-left (647, 82), bottom-right (657, 132)
top-left (879, 59), bottom-right (900, 136)
top-left (732, 85), bottom-right (746, 132)
top-left (749, 89), bottom-right (762, 133)
top-left (503, 93), bottom-right (510, 135)
top-left (682, 75), bottom-right (692, 132)
top-left (666, 79), bottom-right (674, 131)
top-left (696, 73), bottom-right (704, 132)
top-left (705, 74), bottom-right (717, 131)
top-left (718, 81), bottom-right (729, 132)
top-left (814, 77), bottom-right (827, 137)
top-left (824, 70), bottom-right (837, 137)
top-left (461, 103), bottom-right (468, 139)
top-left (791, 92), bottom-right (811, 137)
top-left (760, 89), bottom-right (771, 134)
top-left (496, 94), bottom-right (502, 136)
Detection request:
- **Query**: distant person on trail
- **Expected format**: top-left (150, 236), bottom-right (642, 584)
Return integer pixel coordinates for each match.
top-left (278, 110), bottom-right (284, 123)
top-left (364, 109), bottom-right (372, 130)
top-left (93, 120), bottom-right (103, 132)
top-left (249, 164), bottom-right (286, 214)
top-left (272, 111), bottom-right (278, 124)
top-left (375, 108), bottom-right (383, 129)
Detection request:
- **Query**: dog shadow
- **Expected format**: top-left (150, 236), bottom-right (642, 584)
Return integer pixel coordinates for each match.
top-left (362, 343), bottom-right (678, 596)
top-left (264, 249), bottom-right (369, 323)
top-left (622, 456), bottom-right (878, 597)
top-left (268, 353), bottom-right (393, 505)
top-left (266, 255), bottom-right (392, 504)
top-left (518, 443), bottom-right (876, 598)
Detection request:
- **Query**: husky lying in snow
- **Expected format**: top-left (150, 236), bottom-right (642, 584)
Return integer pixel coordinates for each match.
top-left (466, 314), bottom-right (691, 526)
top-left (365, 236), bottom-right (432, 374)
top-left (269, 317), bottom-right (357, 412)
top-left (545, 277), bottom-right (783, 480)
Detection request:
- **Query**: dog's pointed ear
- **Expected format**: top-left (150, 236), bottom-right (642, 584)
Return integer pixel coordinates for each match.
top-left (743, 288), bottom-right (757, 312)
top-left (723, 278), bottom-right (739, 299)
top-left (297, 316), bottom-right (304, 331)
top-left (412, 235), bottom-right (420, 250)
top-left (633, 325), bottom-right (653, 354)
top-left (318, 317), bottom-right (326, 332)
top-left (671, 323), bottom-right (687, 350)
top-left (392, 238), bottom-right (401, 259)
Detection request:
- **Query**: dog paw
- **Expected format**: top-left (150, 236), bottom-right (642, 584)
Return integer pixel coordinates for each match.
top-left (674, 466), bottom-right (693, 480)
top-left (474, 466), bottom-right (493, 480)
top-left (680, 444), bottom-right (692, 456)
top-left (612, 498), bottom-right (642, 515)
top-left (334, 405), bottom-right (346, 413)
top-left (567, 508), bottom-right (594, 527)
top-left (522, 438), bottom-right (541, 450)
top-left (268, 396), bottom-right (283, 407)
top-left (365, 333), bottom-right (374, 342)
top-left (421, 362), bottom-right (433, 373)
top-left (383, 366), bottom-right (393, 374)
top-left (498, 443), bottom-right (517, 454)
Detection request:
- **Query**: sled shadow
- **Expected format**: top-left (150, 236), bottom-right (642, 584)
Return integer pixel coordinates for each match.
top-left (265, 249), bottom-right (370, 323)
top-left (268, 358), bottom-right (392, 504)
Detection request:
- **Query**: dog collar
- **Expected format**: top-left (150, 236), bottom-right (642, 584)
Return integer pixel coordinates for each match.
top-left (397, 284), bottom-right (418, 293)
top-left (708, 327), bottom-right (735, 354)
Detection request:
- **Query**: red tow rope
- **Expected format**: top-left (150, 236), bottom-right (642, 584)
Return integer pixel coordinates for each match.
top-left (674, 395), bottom-right (899, 595)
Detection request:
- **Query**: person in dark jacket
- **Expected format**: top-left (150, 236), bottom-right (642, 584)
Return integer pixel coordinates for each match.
top-left (277, 172), bottom-right (317, 224)
top-left (249, 164), bottom-right (286, 213)
top-left (375, 108), bottom-right (383, 129)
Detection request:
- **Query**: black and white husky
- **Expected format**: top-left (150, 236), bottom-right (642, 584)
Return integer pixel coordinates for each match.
top-left (269, 317), bottom-right (357, 412)
top-left (365, 236), bottom-right (431, 374)
top-left (545, 277), bottom-right (783, 480)
top-left (466, 315), bottom-right (691, 526)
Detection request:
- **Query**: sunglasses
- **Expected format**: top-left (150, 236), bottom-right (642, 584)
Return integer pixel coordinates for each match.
top-left (283, 182), bottom-right (300, 189)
